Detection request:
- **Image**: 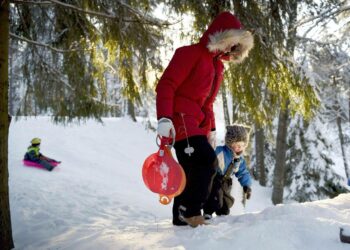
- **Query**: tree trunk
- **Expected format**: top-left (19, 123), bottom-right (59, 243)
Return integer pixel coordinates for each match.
top-left (127, 99), bottom-right (136, 122)
top-left (9, 42), bottom-right (13, 115)
top-left (0, 1), bottom-right (15, 249)
top-left (255, 124), bottom-right (266, 186)
top-left (231, 94), bottom-right (238, 124)
top-left (272, 105), bottom-right (289, 204)
top-left (336, 113), bottom-right (349, 180)
top-left (333, 76), bottom-right (350, 180)
top-left (271, 0), bottom-right (297, 205)
top-left (221, 83), bottom-right (230, 126)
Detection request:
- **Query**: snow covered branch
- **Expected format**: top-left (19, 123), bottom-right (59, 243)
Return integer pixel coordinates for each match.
top-left (294, 4), bottom-right (350, 29)
top-left (11, 0), bottom-right (170, 26)
top-left (296, 36), bottom-right (333, 46)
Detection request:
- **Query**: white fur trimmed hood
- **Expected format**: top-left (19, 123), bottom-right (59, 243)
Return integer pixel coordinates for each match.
top-left (200, 12), bottom-right (254, 63)
top-left (208, 29), bottom-right (254, 63)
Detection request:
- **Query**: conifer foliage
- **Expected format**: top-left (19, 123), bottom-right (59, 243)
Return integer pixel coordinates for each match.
top-left (285, 117), bottom-right (347, 201)
top-left (9, 0), bottom-right (165, 122)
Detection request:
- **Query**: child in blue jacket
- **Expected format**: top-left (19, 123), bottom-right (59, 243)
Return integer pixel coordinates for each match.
top-left (203, 124), bottom-right (252, 219)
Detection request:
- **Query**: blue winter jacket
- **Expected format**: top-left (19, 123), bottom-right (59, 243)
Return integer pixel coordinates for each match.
top-left (215, 145), bottom-right (252, 187)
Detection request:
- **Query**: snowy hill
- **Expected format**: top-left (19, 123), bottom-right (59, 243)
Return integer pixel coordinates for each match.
top-left (8, 117), bottom-right (350, 250)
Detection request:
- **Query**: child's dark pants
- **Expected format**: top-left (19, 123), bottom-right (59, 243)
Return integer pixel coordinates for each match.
top-left (203, 175), bottom-right (235, 216)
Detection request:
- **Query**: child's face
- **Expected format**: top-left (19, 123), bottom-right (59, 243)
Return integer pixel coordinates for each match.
top-left (230, 141), bottom-right (246, 154)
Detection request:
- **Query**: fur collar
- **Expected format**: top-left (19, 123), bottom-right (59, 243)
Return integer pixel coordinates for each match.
top-left (207, 29), bottom-right (254, 63)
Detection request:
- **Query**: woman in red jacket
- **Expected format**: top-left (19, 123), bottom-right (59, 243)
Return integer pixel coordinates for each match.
top-left (156, 11), bottom-right (254, 227)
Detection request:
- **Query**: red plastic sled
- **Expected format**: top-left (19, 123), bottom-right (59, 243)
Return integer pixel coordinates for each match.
top-left (142, 136), bottom-right (186, 205)
top-left (23, 160), bottom-right (60, 169)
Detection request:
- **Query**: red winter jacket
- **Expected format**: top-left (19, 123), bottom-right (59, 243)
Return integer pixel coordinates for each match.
top-left (156, 12), bottom-right (254, 142)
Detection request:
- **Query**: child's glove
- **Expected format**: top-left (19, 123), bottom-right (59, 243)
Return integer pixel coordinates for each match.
top-left (243, 186), bottom-right (252, 200)
top-left (157, 118), bottom-right (176, 138)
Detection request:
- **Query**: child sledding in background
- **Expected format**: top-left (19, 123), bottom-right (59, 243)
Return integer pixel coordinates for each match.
top-left (24, 138), bottom-right (60, 171)
top-left (203, 124), bottom-right (252, 219)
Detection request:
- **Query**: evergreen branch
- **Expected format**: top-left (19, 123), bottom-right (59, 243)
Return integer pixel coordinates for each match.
top-left (48, 0), bottom-right (115, 19)
top-left (10, 32), bottom-right (91, 53)
top-left (46, 0), bottom-right (169, 26)
top-left (33, 51), bottom-right (114, 108)
top-left (35, 52), bottom-right (75, 91)
top-left (113, 0), bottom-right (172, 26)
top-left (11, 0), bottom-right (177, 26)
top-left (26, 43), bottom-right (121, 109)
top-left (91, 97), bottom-right (120, 108)
top-left (11, 0), bottom-right (52, 4)
top-left (38, 60), bottom-right (120, 109)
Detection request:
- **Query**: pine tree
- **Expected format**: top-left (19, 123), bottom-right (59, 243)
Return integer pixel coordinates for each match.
top-left (285, 117), bottom-right (347, 201)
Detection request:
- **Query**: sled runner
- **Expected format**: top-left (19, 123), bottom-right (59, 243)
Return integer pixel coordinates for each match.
top-left (142, 136), bottom-right (186, 205)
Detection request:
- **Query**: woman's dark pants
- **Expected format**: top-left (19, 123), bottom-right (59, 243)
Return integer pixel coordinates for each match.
top-left (172, 135), bottom-right (217, 225)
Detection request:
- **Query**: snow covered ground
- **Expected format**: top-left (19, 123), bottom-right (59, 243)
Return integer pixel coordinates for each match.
top-left (8, 117), bottom-right (350, 250)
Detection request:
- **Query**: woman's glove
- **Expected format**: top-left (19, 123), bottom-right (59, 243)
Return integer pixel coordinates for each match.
top-left (243, 186), bottom-right (252, 200)
top-left (157, 118), bottom-right (176, 138)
